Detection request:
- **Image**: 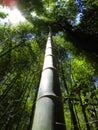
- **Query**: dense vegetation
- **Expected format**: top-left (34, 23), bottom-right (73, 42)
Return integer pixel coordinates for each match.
top-left (0, 0), bottom-right (98, 130)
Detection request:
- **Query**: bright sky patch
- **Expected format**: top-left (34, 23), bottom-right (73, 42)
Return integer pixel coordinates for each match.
top-left (0, 5), bottom-right (26, 25)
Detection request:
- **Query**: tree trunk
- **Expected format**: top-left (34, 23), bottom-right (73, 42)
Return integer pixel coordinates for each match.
top-left (27, 81), bottom-right (40, 130)
top-left (79, 94), bottom-right (90, 130)
top-left (32, 29), bottom-right (66, 130)
top-left (61, 63), bottom-right (79, 130)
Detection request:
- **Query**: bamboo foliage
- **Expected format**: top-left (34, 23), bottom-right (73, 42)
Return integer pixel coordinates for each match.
top-left (32, 30), bottom-right (66, 130)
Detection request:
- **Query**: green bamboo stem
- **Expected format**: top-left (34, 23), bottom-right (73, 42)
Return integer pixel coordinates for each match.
top-left (32, 30), bottom-right (66, 130)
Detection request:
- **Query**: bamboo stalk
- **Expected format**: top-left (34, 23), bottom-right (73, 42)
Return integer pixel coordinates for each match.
top-left (32, 29), bottom-right (66, 130)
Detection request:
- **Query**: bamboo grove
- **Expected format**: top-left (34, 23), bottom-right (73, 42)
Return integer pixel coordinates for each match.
top-left (0, 22), bottom-right (98, 130)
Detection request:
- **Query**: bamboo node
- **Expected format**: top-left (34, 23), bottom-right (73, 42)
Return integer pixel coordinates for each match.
top-left (43, 66), bottom-right (56, 71)
top-left (37, 93), bottom-right (62, 102)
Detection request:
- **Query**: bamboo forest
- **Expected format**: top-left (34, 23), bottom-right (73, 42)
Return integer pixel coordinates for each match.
top-left (0, 0), bottom-right (98, 130)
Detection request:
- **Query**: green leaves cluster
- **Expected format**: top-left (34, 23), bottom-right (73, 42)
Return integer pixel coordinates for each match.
top-left (77, 0), bottom-right (98, 36)
top-left (0, 22), bottom-right (45, 130)
top-left (0, 11), bottom-right (8, 18)
top-left (53, 33), bottom-right (98, 130)
top-left (72, 54), bottom-right (95, 84)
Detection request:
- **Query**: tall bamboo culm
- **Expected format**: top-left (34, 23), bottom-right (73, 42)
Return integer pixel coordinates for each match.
top-left (32, 29), bottom-right (66, 130)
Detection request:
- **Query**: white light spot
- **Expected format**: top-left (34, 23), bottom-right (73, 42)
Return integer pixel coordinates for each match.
top-left (31, 12), bottom-right (36, 17)
top-left (0, 5), bottom-right (26, 25)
